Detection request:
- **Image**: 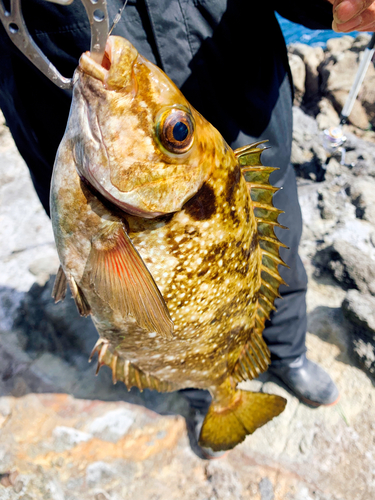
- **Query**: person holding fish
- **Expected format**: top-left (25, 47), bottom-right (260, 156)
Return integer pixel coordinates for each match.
top-left (0, 0), bottom-right (374, 456)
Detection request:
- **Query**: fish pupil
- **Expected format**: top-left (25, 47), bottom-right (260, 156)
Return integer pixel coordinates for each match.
top-left (173, 122), bottom-right (188, 142)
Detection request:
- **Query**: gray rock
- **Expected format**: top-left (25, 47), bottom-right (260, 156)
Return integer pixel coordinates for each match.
top-left (321, 50), bottom-right (359, 94)
top-left (326, 35), bottom-right (354, 55)
top-left (351, 33), bottom-right (372, 51)
top-left (28, 255), bottom-right (60, 287)
top-left (330, 90), bottom-right (369, 130)
top-left (288, 53), bottom-right (306, 105)
top-left (53, 426), bottom-right (92, 452)
top-left (314, 240), bottom-right (375, 295)
top-left (259, 477), bottom-right (274, 500)
top-left (352, 335), bottom-right (375, 378)
top-left (348, 177), bottom-right (375, 225)
top-left (14, 276), bottom-right (97, 363)
top-left (358, 56), bottom-right (375, 126)
top-left (344, 132), bottom-right (375, 177)
top-left (88, 408), bottom-right (135, 442)
top-left (0, 286), bottom-right (24, 331)
top-left (291, 107), bottom-right (327, 180)
top-left (316, 97), bottom-right (339, 131)
top-left (319, 41), bottom-right (375, 129)
top-left (289, 43), bottom-right (324, 104)
top-left (316, 181), bottom-right (355, 221)
top-left (86, 462), bottom-right (114, 487)
top-left (206, 461), bottom-right (242, 500)
top-left (342, 289), bottom-right (375, 341)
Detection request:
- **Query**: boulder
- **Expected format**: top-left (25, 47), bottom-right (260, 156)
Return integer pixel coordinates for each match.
top-left (288, 52), bottom-right (306, 105)
top-left (351, 33), bottom-right (372, 51)
top-left (289, 43), bottom-right (324, 103)
top-left (344, 132), bottom-right (375, 177)
top-left (348, 177), bottom-right (375, 224)
top-left (358, 58), bottom-right (375, 126)
top-left (330, 89), bottom-right (369, 130)
top-left (314, 240), bottom-right (375, 295)
top-left (291, 107), bottom-right (327, 180)
top-left (316, 97), bottom-right (340, 130)
top-left (326, 35), bottom-right (354, 55)
top-left (342, 289), bottom-right (375, 341)
top-left (320, 50), bottom-right (359, 93)
top-left (351, 335), bottom-right (375, 378)
top-left (14, 276), bottom-right (97, 361)
top-left (319, 38), bottom-right (375, 129)
top-left (316, 177), bottom-right (355, 220)
top-left (28, 255), bottom-right (60, 287)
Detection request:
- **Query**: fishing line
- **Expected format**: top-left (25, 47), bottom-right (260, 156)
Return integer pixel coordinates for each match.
top-left (109, 0), bottom-right (129, 36)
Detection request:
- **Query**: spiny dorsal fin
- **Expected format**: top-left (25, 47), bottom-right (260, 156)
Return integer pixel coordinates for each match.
top-left (89, 338), bottom-right (176, 393)
top-left (232, 142), bottom-right (288, 381)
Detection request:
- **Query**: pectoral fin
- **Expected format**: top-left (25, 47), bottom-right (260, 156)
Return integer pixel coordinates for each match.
top-left (89, 222), bottom-right (174, 339)
top-left (52, 265), bottom-right (67, 303)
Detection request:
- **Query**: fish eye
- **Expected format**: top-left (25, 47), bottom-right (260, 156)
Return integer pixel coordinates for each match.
top-left (157, 108), bottom-right (194, 154)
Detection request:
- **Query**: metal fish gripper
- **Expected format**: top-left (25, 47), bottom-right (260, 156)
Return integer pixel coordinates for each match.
top-left (0, 0), bottom-right (109, 89)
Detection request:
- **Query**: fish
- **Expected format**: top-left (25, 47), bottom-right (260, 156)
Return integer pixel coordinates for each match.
top-left (50, 35), bottom-right (287, 452)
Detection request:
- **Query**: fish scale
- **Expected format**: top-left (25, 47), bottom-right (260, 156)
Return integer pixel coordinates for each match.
top-left (51, 35), bottom-right (287, 452)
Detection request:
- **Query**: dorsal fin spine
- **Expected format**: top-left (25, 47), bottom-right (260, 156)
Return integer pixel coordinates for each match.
top-left (231, 142), bottom-right (287, 383)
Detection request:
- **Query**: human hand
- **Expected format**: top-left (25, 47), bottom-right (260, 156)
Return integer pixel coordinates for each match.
top-left (329, 0), bottom-right (375, 32)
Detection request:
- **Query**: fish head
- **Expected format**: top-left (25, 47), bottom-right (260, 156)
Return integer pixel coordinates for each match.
top-left (71, 36), bottom-right (225, 218)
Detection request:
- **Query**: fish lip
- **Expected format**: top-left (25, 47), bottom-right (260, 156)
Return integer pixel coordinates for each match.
top-left (78, 37), bottom-right (113, 84)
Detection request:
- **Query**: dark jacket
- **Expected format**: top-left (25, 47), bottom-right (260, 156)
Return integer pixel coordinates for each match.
top-left (0, 0), bottom-right (332, 213)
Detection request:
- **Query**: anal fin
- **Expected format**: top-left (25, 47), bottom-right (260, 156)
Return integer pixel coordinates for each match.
top-left (90, 339), bottom-right (176, 392)
top-left (232, 332), bottom-right (271, 383)
top-left (89, 222), bottom-right (173, 340)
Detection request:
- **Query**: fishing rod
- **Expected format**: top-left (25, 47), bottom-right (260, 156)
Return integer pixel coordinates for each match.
top-left (323, 32), bottom-right (375, 165)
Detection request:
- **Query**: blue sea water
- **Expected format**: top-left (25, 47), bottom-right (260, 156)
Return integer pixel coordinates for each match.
top-left (276, 13), bottom-right (360, 47)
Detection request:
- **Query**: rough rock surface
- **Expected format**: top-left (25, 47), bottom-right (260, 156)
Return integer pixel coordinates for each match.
top-left (1, 34), bottom-right (375, 500)
top-left (342, 289), bottom-right (375, 340)
top-left (314, 240), bottom-right (375, 295)
top-left (288, 43), bottom-right (324, 104)
top-left (288, 53), bottom-right (306, 105)
top-left (291, 108), bottom-right (327, 181)
top-left (289, 32), bottom-right (375, 135)
top-left (342, 290), bottom-right (375, 377)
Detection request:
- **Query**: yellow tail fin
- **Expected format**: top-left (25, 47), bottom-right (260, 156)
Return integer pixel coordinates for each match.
top-left (199, 388), bottom-right (286, 452)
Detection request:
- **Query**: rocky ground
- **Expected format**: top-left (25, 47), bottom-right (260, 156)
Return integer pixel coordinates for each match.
top-left (1, 35), bottom-right (375, 500)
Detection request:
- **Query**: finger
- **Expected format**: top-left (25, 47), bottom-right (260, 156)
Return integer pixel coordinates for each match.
top-left (332, 15), bottom-right (363, 31)
top-left (333, 1), bottom-right (375, 30)
top-left (357, 20), bottom-right (375, 30)
top-left (333, 0), bottom-right (375, 24)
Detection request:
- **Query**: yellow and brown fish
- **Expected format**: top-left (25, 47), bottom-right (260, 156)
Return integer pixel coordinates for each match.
top-left (51, 36), bottom-right (287, 452)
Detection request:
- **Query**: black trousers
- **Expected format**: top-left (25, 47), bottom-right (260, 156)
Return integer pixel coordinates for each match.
top-left (264, 164), bottom-right (308, 364)
top-left (0, 1), bottom-right (308, 364)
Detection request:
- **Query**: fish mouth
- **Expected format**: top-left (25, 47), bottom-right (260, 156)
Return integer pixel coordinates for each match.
top-left (79, 37), bottom-right (114, 85)
top-left (79, 40), bottom-right (111, 83)
top-left (78, 36), bottom-right (137, 89)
